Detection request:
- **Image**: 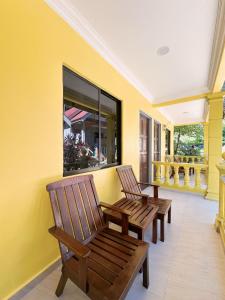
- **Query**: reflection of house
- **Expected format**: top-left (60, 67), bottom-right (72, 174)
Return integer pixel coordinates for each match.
top-left (64, 106), bottom-right (112, 162)
top-left (64, 107), bottom-right (98, 150)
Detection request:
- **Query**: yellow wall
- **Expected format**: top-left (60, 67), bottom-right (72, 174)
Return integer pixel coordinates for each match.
top-left (0, 1), bottom-right (173, 298)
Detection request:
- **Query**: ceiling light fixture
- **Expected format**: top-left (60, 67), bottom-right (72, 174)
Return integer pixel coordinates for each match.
top-left (157, 46), bottom-right (170, 56)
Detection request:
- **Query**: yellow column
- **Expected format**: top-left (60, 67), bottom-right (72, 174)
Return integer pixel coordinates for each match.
top-left (206, 93), bottom-right (224, 200)
top-left (203, 122), bottom-right (209, 160)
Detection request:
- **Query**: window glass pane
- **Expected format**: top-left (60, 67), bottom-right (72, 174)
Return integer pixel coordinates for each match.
top-left (63, 67), bottom-right (99, 110)
top-left (100, 92), bottom-right (119, 165)
top-left (63, 69), bottom-right (99, 173)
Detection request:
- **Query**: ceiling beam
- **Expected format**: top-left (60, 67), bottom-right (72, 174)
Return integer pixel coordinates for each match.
top-left (152, 93), bottom-right (209, 108)
top-left (174, 122), bottom-right (204, 127)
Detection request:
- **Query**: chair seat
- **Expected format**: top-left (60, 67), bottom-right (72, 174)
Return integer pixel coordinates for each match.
top-left (149, 197), bottom-right (172, 216)
top-left (64, 227), bottom-right (148, 300)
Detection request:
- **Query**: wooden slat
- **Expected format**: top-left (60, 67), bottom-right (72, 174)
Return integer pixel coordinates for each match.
top-left (79, 182), bottom-right (96, 234)
top-left (64, 185), bottom-right (83, 241)
top-left (135, 207), bottom-right (154, 223)
top-left (99, 231), bottom-right (137, 251)
top-left (118, 199), bottom-right (132, 209)
top-left (124, 169), bottom-right (136, 200)
top-left (88, 268), bottom-right (111, 290)
top-left (90, 239), bottom-right (130, 261)
top-left (131, 205), bottom-right (148, 221)
top-left (56, 188), bottom-right (74, 238)
top-left (95, 235), bottom-right (134, 256)
top-left (72, 184), bottom-right (91, 240)
top-left (89, 251), bottom-right (122, 274)
top-left (129, 204), bottom-right (145, 218)
top-left (88, 243), bottom-right (126, 267)
top-left (131, 168), bottom-right (142, 194)
top-left (104, 228), bottom-right (140, 246)
top-left (119, 169), bottom-right (135, 200)
top-left (88, 259), bottom-right (118, 284)
top-left (86, 179), bottom-right (103, 229)
top-left (49, 190), bottom-right (62, 228)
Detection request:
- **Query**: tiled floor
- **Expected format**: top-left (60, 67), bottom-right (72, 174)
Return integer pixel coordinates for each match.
top-left (12, 189), bottom-right (225, 300)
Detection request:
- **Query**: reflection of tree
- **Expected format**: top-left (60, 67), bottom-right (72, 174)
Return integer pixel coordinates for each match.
top-left (64, 134), bottom-right (98, 170)
top-left (174, 124), bottom-right (203, 155)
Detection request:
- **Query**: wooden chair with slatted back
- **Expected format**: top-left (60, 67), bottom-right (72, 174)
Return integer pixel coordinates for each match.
top-left (116, 165), bottom-right (172, 242)
top-left (46, 174), bottom-right (149, 300)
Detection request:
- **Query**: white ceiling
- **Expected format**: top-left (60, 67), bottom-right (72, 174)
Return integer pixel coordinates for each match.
top-left (45, 0), bottom-right (219, 124)
top-left (158, 99), bottom-right (207, 125)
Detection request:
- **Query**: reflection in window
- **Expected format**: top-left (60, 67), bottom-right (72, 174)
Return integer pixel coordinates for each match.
top-left (63, 67), bottom-right (121, 175)
top-left (100, 93), bottom-right (119, 166)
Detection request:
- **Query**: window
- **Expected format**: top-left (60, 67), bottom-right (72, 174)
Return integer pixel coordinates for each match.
top-left (63, 67), bottom-right (121, 175)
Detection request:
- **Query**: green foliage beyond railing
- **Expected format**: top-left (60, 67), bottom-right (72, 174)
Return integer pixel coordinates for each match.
top-left (165, 155), bottom-right (207, 164)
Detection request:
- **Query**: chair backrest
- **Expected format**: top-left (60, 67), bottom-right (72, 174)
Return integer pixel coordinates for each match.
top-left (46, 175), bottom-right (104, 247)
top-left (116, 165), bottom-right (142, 200)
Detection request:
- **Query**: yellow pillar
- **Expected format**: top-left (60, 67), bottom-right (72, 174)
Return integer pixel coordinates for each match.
top-left (206, 93), bottom-right (224, 200)
top-left (203, 122), bottom-right (209, 160)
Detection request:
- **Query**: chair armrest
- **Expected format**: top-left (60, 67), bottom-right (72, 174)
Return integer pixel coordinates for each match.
top-left (138, 182), bottom-right (159, 188)
top-left (121, 189), bottom-right (149, 200)
top-left (99, 202), bottom-right (130, 235)
top-left (49, 226), bottom-right (90, 259)
top-left (138, 182), bottom-right (159, 198)
top-left (99, 201), bottom-right (131, 216)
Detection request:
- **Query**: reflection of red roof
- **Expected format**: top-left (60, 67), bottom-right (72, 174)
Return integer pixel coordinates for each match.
top-left (65, 107), bottom-right (80, 119)
top-left (65, 107), bottom-right (89, 122)
top-left (71, 111), bottom-right (88, 121)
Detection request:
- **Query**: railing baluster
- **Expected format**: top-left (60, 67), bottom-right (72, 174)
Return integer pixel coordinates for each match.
top-left (184, 166), bottom-right (190, 187)
top-left (165, 164), bottom-right (170, 184)
top-left (156, 164), bottom-right (161, 183)
top-left (195, 167), bottom-right (201, 189)
top-left (174, 166), bottom-right (179, 186)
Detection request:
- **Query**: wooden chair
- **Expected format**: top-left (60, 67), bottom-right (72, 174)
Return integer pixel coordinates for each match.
top-left (116, 165), bottom-right (172, 242)
top-left (46, 174), bottom-right (149, 300)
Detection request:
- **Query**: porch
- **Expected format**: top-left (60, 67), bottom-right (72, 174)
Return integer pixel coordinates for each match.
top-left (1, 1), bottom-right (225, 300)
top-left (11, 189), bottom-right (225, 300)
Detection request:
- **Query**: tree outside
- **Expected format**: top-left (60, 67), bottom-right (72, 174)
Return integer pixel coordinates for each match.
top-left (222, 120), bottom-right (225, 152)
top-left (174, 124), bottom-right (204, 155)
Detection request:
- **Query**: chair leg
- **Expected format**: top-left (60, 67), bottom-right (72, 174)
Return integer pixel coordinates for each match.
top-left (152, 218), bottom-right (157, 244)
top-left (168, 207), bottom-right (171, 224)
top-left (160, 217), bottom-right (165, 242)
top-left (138, 230), bottom-right (144, 273)
top-left (55, 271), bottom-right (68, 297)
top-left (143, 254), bottom-right (149, 288)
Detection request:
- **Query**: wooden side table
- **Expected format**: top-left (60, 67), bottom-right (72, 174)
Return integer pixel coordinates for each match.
top-left (103, 197), bottom-right (159, 243)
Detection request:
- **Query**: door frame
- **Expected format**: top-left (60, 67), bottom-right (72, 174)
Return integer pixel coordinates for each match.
top-left (139, 111), bottom-right (152, 183)
top-left (154, 120), bottom-right (161, 161)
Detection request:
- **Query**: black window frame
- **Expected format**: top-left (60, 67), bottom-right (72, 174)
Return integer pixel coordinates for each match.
top-left (63, 66), bottom-right (122, 177)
